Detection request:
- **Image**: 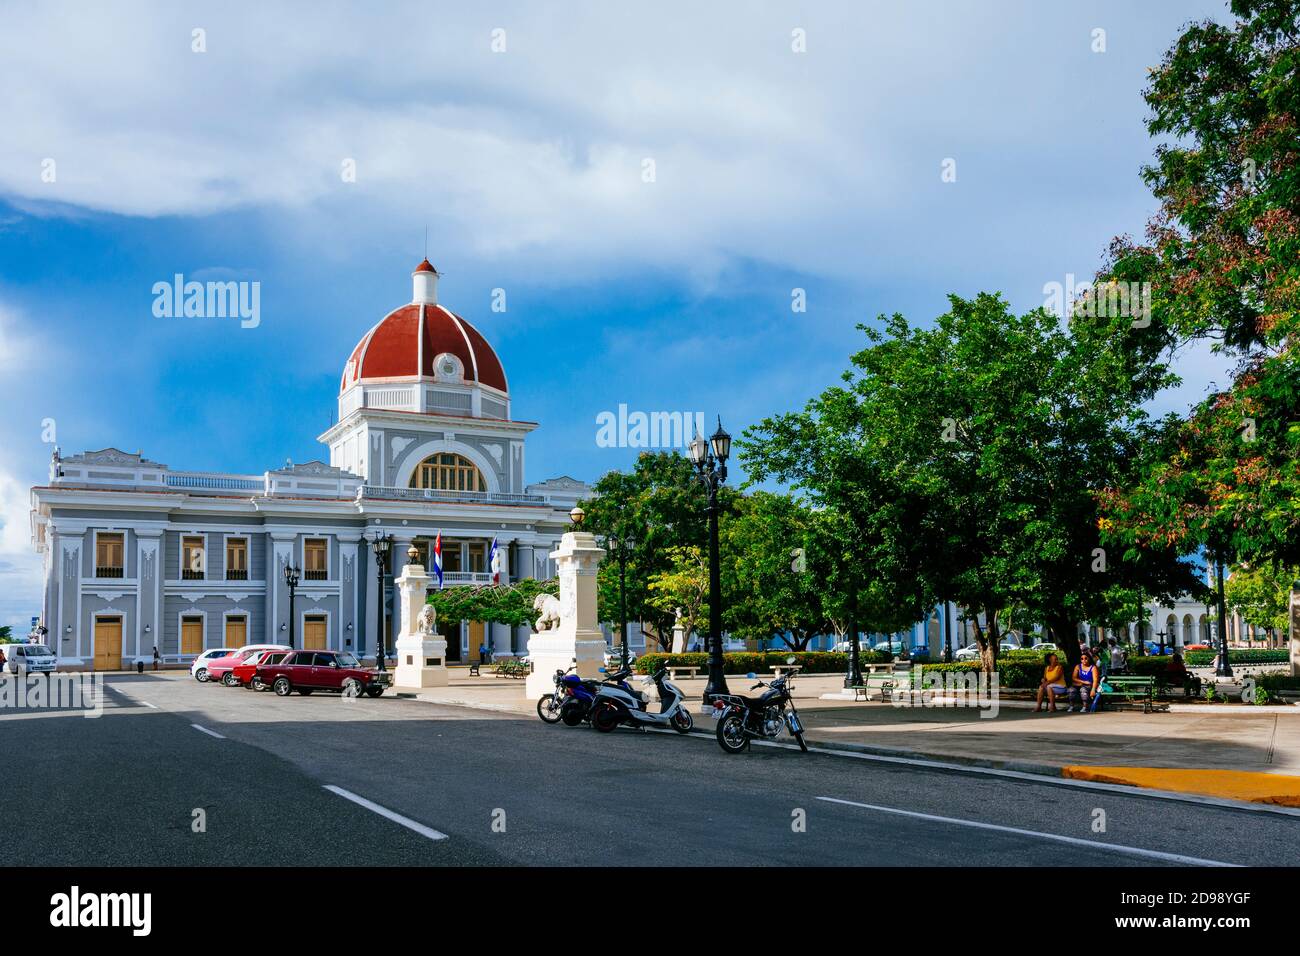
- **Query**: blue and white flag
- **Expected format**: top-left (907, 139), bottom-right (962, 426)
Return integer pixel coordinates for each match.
top-left (489, 536), bottom-right (501, 585)
top-left (433, 531), bottom-right (444, 588)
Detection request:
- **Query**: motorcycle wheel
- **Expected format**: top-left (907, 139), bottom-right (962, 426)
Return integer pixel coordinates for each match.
top-left (715, 714), bottom-right (750, 754)
top-left (536, 694), bottom-right (563, 724)
top-left (591, 702), bottom-right (621, 733)
top-left (560, 701), bottom-right (586, 726)
top-left (671, 709), bottom-right (694, 734)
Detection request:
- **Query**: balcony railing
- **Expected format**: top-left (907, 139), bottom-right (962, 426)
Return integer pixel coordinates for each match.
top-left (304, 569), bottom-right (327, 581)
top-left (433, 571), bottom-right (494, 586)
top-left (358, 486), bottom-right (546, 506)
top-left (166, 473), bottom-right (265, 492)
top-left (225, 569), bottom-right (249, 581)
top-left (181, 569), bottom-right (205, 580)
top-left (95, 566), bottom-right (125, 579)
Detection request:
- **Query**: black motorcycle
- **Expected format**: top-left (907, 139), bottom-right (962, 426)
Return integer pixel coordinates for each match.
top-left (710, 672), bottom-right (807, 754)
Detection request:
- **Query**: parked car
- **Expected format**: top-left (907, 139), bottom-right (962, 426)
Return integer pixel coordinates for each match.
top-left (255, 649), bottom-right (392, 698)
top-left (954, 644), bottom-right (980, 661)
top-left (208, 645), bottom-right (290, 686)
top-left (230, 649), bottom-right (291, 690)
top-left (4, 643), bottom-right (57, 675)
top-left (1031, 642), bottom-right (1058, 653)
top-left (1143, 642), bottom-right (1173, 656)
top-left (872, 640), bottom-right (905, 655)
top-left (191, 647), bottom-right (237, 682)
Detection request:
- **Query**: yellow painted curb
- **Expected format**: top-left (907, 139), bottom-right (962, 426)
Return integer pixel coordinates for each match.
top-left (1062, 766), bottom-right (1300, 807)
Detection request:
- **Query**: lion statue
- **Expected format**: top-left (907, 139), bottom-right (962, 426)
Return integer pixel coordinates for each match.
top-left (532, 593), bottom-right (562, 632)
top-left (418, 603), bottom-right (437, 637)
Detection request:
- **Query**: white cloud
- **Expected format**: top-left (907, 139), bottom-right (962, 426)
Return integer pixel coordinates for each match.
top-left (0, 304), bottom-right (47, 629)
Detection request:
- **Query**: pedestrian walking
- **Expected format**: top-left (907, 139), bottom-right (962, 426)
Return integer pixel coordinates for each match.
top-left (152, 645), bottom-right (161, 671)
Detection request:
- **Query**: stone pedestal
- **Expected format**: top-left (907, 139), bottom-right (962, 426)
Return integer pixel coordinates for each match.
top-left (671, 616), bottom-right (687, 653)
top-left (526, 531), bottom-right (606, 699)
top-left (393, 562), bottom-right (449, 689)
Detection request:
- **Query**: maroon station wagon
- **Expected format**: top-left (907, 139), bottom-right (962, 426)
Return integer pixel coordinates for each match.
top-left (255, 650), bottom-right (392, 698)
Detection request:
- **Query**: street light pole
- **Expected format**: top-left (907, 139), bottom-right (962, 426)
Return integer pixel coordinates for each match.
top-left (1215, 557), bottom-right (1234, 678)
top-left (616, 536), bottom-right (630, 667)
top-left (370, 532), bottom-right (392, 673)
top-left (689, 418), bottom-right (731, 704)
top-left (843, 586), bottom-right (862, 689)
top-left (282, 563), bottom-right (301, 649)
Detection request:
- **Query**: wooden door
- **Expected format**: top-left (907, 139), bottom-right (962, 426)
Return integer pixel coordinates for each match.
top-left (303, 616), bottom-right (327, 650)
top-left (224, 616), bottom-right (247, 648)
top-left (93, 618), bottom-right (123, 671)
top-left (182, 616), bottom-right (204, 655)
top-left (469, 621), bottom-right (485, 660)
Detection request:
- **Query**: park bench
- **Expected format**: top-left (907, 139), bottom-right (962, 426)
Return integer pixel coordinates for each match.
top-left (848, 672), bottom-right (908, 702)
top-left (467, 661), bottom-right (481, 677)
top-left (666, 666), bottom-right (700, 681)
top-left (1098, 676), bottom-right (1157, 713)
top-left (493, 658), bottom-right (532, 679)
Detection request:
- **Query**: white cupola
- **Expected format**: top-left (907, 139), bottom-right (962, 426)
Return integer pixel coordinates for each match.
top-left (412, 258), bottom-right (439, 304)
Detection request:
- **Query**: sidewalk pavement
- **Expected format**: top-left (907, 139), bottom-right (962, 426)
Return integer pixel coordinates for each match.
top-left (402, 668), bottom-right (1300, 807)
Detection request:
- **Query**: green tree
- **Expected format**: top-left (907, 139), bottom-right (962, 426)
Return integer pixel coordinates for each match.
top-left (1097, 1), bottom-right (1300, 576)
top-left (645, 546), bottom-right (709, 651)
top-left (424, 578), bottom-right (558, 631)
top-left (0, 625), bottom-right (11, 642)
top-left (720, 491), bottom-right (831, 650)
top-left (745, 294), bottom-right (1196, 672)
top-left (1225, 563), bottom-right (1294, 641)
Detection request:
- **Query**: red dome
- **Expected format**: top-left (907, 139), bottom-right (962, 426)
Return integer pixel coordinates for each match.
top-left (340, 302), bottom-right (508, 396)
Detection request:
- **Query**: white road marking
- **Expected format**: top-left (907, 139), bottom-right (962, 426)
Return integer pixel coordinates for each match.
top-left (137, 700), bottom-right (159, 709)
top-left (191, 723), bottom-right (225, 739)
top-left (646, 726), bottom-right (1300, 819)
top-left (323, 785), bottom-right (448, 841)
top-left (816, 796), bottom-right (1238, 867)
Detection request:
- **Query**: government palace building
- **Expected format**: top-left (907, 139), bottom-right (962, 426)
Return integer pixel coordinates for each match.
top-left (28, 260), bottom-right (593, 671)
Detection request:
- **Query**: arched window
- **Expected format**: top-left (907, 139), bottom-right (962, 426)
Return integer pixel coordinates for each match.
top-left (411, 453), bottom-right (484, 492)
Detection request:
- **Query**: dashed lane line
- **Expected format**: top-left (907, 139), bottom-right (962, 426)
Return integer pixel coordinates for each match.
top-left (816, 796), bottom-right (1237, 867)
top-left (323, 785), bottom-right (449, 841)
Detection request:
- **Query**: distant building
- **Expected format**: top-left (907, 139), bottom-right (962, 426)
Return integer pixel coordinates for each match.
top-left (29, 261), bottom-right (592, 669)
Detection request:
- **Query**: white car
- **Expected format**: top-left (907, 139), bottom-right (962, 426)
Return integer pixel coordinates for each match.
top-left (1031, 642), bottom-right (1058, 653)
top-left (954, 644), bottom-right (980, 661)
top-left (191, 647), bottom-right (237, 682)
top-left (4, 643), bottom-right (57, 675)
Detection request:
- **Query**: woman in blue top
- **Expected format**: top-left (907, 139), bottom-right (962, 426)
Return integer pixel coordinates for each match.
top-left (1069, 651), bottom-right (1100, 713)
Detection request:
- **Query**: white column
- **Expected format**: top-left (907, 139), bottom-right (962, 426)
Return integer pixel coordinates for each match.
top-left (525, 530), bottom-right (606, 698)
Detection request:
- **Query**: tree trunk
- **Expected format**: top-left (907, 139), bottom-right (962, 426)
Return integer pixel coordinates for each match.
top-left (1047, 614), bottom-right (1081, 671)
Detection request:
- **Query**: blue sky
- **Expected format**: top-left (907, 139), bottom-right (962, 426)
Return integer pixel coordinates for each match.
top-left (0, 0), bottom-right (1232, 627)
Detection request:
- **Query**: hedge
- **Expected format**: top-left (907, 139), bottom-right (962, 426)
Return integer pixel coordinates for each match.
top-left (1184, 649), bottom-right (1290, 666)
top-left (633, 650), bottom-right (892, 675)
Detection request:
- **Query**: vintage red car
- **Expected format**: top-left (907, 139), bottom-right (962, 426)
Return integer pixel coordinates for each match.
top-left (255, 649), bottom-right (392, 698)
top-left (209, 645), bottom-right (291, 686)
top-left (231, 649), bottom-right (292, 690)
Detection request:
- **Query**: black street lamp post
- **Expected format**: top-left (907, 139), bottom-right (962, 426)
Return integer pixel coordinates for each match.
top-left (1214, 557), bottom-right (1233, 678)
top-left (689, 418), bottom-right (731, 703)
top-left (371, 532), bottom-right (392, 673)
top-left (1156, 629), bottom-right (1167, 656)
top-left (606, 532), bottom-right (634, 668)
top-left (843, 588), bottom-right (862, 689)
top-left (282, 562), bottom-right (301, 649)
top-left (942, 602), bottom-right (953, 663)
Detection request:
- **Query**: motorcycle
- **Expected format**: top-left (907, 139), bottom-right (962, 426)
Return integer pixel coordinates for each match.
top-left (537, 665), bottom-right (634, 726)
top-left (710, 671), bottom-right (807, 754)
top-left (589, 666), bottom-right (694, 734)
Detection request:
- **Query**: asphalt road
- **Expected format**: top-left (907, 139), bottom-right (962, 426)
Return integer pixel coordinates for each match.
top-left (5, 671), bottom-right (1300, 867)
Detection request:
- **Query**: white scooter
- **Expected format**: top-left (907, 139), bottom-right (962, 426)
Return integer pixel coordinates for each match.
top-left (589, 667), bottom-right (694, 734)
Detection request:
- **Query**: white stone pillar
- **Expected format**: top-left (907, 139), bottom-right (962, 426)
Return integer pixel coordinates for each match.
top-left (525, 529), bottom-right (606, 699)
top-left (393, 558), bottom-right (448, 689)
top-left (491, 621), bottom-right (514, 659)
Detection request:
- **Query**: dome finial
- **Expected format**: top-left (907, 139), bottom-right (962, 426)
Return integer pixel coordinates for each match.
top-left (412, 258), bottom-right (439, 304)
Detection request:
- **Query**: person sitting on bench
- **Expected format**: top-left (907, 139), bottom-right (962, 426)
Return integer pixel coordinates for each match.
top-left (1069, 651), bottom-right (1101, 713)
top-left (1163, 652), bottom-right (1200, 695)
top-left (1035, 653), bottom-right (1068, 712)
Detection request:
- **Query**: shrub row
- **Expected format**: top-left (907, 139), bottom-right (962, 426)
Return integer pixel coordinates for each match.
top-left (1184, 649), bottom-right (1290, 666)
top-left (633, 650), bottom-right (892, 675)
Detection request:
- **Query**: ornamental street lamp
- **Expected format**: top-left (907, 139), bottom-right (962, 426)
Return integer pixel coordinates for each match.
top-left (843, 587), bottom-right (862, 690)
top-left (370, 532), bottom-right (393, 673)
top-left (689, 418), bottom-right (731, 703)
top-left (1214, 558), bottom-right (1234, 678)
top-left (603, 531), bottom-right (635, 668)
top-left (1156, 629), bottom-right (1167, 656)
top-left (942, 602), bottom-right (953, 663)
top-left (282, 562), bottom-right (301, 649)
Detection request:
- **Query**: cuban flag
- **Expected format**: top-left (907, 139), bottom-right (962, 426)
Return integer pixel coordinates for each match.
top-left (433, 532), bottom-right (444, 588)
top-left (489, 536), bottom-right (501, 585)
